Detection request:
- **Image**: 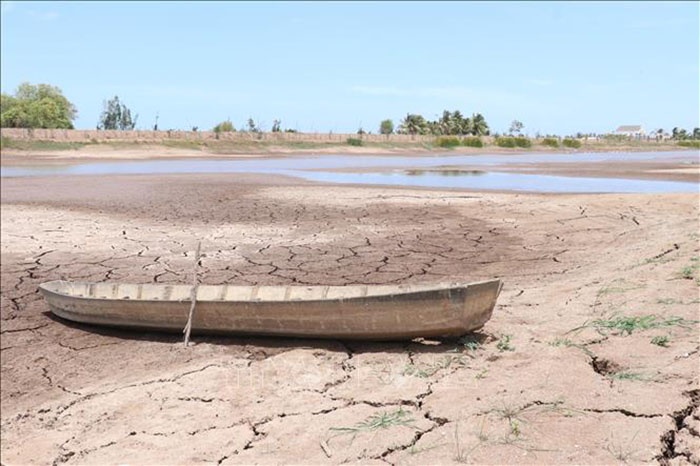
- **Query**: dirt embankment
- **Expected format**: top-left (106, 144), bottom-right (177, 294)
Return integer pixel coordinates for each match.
top-left (1, 174), bottom-right (699, 465)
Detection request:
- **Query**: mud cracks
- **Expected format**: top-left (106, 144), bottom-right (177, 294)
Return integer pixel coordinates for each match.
top-left (1, 175), bottom-right (699, 464)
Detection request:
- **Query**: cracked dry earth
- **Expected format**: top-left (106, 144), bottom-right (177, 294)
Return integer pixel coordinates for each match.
top-left (1, 173), bottom-right (698, 465)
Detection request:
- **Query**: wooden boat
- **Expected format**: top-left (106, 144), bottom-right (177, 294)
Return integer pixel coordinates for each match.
top-left (38, 279), bottom-right (502, 340)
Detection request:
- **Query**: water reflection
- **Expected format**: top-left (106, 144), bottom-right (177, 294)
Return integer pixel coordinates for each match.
top-left (405, 169), bottom-right (486, 177)
top-left (1, 152), bottom-right (697, 194)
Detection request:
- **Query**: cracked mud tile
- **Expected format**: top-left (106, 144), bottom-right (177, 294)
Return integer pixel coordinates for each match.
top-left (423, 349), bottom-right (693, 421)
top-left (326, 351), bottom-right (431, 407)
top-left (387, 408), bottom-right (673, 465)
top-left (222, 403), bottom-right (432, 465)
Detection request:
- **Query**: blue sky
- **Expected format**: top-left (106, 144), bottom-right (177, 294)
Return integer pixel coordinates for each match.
top-left (1, 1), bottom-right (698, 135)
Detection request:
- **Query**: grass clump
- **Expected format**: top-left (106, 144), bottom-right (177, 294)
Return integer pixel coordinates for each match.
top-left (346, 137), bottom-right (363, 146)
top-left (678, 140), bottom-right (700, 149)
top-left (541, 137), bottom-right (559, 148)
top-left (679, 258), bottom-right (699, 280)
top-left (608, 371), bottom-right (648, 381)
top-left (656, 298), bottom-right (680, 305)
top-left (549, 338), bottom-right (574, 347)
top-left (403, 355), bottom-right (465, 378)
top-left (650, 335), bottom-right (670, 347)
top-left (562, 138), bottom-right (582, 149)
top-left (596, 279), bottom-right (644, 295)
top-left (496, 334), bottom-right (515, 352)
top-left (329, 407), bottom-right (415, 440)
top-left (462, 137), bottom-right (483, 148)
top-left (572, 314), bottom-right (696, 336)
top-left (436, 136), bottom-right (461, 148)
top-left (458, 335), bottom-right (482, 352)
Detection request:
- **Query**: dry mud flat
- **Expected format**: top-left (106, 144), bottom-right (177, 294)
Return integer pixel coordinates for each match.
top-left (1, 173), bottom-right (699, 465)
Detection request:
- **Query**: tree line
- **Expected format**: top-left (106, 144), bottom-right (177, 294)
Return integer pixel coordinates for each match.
top-left (2, 82), bottom-right (699, 141)
top-left (383, 111), bottom-right (490, 136)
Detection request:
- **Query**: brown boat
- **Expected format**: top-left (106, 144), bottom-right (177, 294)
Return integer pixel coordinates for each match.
top-left (38, 279), bottom-right (502, 340)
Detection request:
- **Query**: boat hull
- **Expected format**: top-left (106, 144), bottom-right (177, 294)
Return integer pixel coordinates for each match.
top-left (39, 280), bottom-right (502, 340)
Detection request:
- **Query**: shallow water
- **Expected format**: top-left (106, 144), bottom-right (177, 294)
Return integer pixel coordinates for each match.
top-left (2, 151), bottom-right (698, 193)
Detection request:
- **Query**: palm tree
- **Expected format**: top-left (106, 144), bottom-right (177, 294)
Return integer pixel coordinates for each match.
top-left (399, 113), bottom-right (428, 135)
top-left (435, 110), bottom-right (454, 135)
top-left (461, 116), bottom-right (473, 136)
top-left (452, 110), bottom-right (466, 135)
top-left (471, 113), bottom-right (489, 136)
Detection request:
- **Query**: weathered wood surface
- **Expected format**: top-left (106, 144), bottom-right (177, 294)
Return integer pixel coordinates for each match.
top-left (39, 280), bottom-right (502, 340)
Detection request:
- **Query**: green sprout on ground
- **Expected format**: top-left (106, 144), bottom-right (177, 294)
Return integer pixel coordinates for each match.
top-left (458, 335), bottom-right (482, 353)
top-left (509, 419), bottom-right (521, 438)
top-left (549, 338), bottom-right (575, 347)
top-left (490, 403), bottom-right (532, 445)
top-left (329, 407), bottom-right (415, 441)
top-left (475, 369), bottom-right (488, 380)
top-left (403, 355), bottom-right (464, 378)
top-left (596, 279), bottom-right (645, 296)
top-left (570, 314), bottom-right (696, 336)
top-left (678, 257), bottom-right (700, 281)
top-left (657, 297), bottom-right (700, 305)
top-left (606, 431), bottom-right (640, 463)
top-left (548, 337), bottom-right (594, 357)
top-left (496, 334), bottom-right (515, 352)
top-left (608, 371), bottom-right (649, 382)
top-left (453, 422), bottom-right (473, 463)
top-left (650, 335), bottom-right (671, 347)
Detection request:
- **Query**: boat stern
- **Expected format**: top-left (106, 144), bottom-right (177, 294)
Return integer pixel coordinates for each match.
top-left (460, 279), bottom-right (502, 332)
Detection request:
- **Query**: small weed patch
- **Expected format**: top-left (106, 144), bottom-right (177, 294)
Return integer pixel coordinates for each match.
top-left (458, 335), bottom-right (482, 352)
top-left (650, 335), bottom-right (670, 347)
top-left (403, 355), bottom-right (464, 378)
top-left (346, 137), bottom-right (363, 146)
top-left (656, 298), bottom-right (679, 305)
top-left (608, 371), bottom-right (648, 381)
top-left (596, 279), bottom-right (645, 296)
top-left (678, 259), bottom-right (699, 280)
top-left (548, 338), bottom-right (574, 347)
top-left (496, 334), bottom-right (515, 352)
top-left (329, 407), bottom-right (415, 441)
top-left (571, 314), bottom-right (696, 336)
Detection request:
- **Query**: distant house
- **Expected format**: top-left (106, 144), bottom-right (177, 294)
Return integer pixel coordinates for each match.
top-left (614, 125), bottom-right (645, 139)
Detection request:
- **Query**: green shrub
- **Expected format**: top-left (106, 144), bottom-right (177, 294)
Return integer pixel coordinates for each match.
top-left (541, 137), bottom-right (559, 148)
top-left (462, 137), bottom-right (483, 148)
top-left (346, 137), bottom-right (363, 146)
top-left (213, 120), bottom-right (235, 133)
top-left (495, 136), bottom-right (516, 148)
top-left (436, 136), bottom-right (461, 148)
top-left (678, 140), bottom-right (700, 149)
top-left (562, 138), bottom-right (582, 149)
top-left (514, 137), bottom-right (531, 148)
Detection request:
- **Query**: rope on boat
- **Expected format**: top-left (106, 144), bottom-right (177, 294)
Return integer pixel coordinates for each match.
top-left (183, 241), bottom-right (201, 346)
